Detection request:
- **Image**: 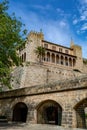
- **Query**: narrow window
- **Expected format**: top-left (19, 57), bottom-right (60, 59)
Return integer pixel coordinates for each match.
top-left (65, 50), bottom-right (68, 54)
top-left (24, 52), bottom-right (26, 62)
top-left (44, 44), bottom-right (48, 48)
top-left (59, 48), bottom-right (62, 52)
top-left (52, 46), bottom-right (56, 51)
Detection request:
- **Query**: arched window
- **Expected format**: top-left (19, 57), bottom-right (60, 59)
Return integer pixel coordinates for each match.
top-left (47, 52), bottom-right (50, 62)
top-left (56, 55), bottom-right (59, 64)
top-left (24, 52), bottom-right (26, 62)
top-left (60, 55), bottom-right (64, 65)
top-left (73, 59), bottom-right (76, 67)
top-left (69, 58), bottom-right (72, 66)
top-left (52, 53), bottom-right (55, 63)
top-left (65, 57), bottom-right (68, 66)
top-left (22, 54), bottom-right (23, 62)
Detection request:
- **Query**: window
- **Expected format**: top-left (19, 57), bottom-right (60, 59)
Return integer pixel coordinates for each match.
top-left (44, 44), bottom-right (48, 48)
top-left (59, 48), bottom-right (62, 52)
top-left (24, 52), bottom-right (26, 62)
top-left (65, 50), bottom-right (68, 54)
top-left (22, 54), bottom-right (23, 62)
top-left (52, 46), bottom-right (56, 51)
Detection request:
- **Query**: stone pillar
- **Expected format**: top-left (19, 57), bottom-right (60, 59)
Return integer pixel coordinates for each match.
top-left (3, 106), bottom-right (13, 122)
top-left (62, 104), bottom-right (73, 128)
top-left (6, 110), bottom-right (13, 122)
top-left (27, 104), bottom-right (36, 124)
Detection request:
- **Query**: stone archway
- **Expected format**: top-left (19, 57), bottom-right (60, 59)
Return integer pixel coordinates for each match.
top-left (37, 100), bottom-right (62, 125)
top-left (12, 102), bottom-right (28, 122)
top-left (74, 98), bottom-right (87, 128)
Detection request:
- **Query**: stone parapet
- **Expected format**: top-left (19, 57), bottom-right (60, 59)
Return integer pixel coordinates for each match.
top-left (0, 74), bottom-right (87, 99)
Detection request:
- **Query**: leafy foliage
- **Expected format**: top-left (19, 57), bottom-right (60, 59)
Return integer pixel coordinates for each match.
top-left (0, 0), bottom-right (27, 89)
top-left (83, 58), bottom-right (87, 65)
top-left (35, 46), bottom-right (45, 63)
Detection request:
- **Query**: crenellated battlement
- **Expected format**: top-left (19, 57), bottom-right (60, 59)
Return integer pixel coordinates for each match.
top-left (28, 30), bottom-right (44, 40)
top-left (19, 30), bottom-right (87, 73)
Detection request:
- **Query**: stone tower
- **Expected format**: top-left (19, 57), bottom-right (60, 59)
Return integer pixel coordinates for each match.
top-left (25, 31), bottom-right (44, 63)
top-left (70, 40), bottom-right (83, 71)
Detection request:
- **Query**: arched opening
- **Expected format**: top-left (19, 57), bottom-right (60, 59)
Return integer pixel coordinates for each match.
top-left (73, 59), bottom-right (76, 67)
top-left (52, 53), bottom-right (55, 63)
top-left (22, 54), bottom-right (23, 62)
top-left (74, 98), bottom-right (87, 128)
top-left (24, 52), bottom-right (26, 62)
top-left (60, 55), bottom-right (64, 65)
top-left (56, 55), bottom-right (59, 64)
top-left (69, 58), bottom-right (72, 66)
top-left (65, 57), bottom-right (68, 66)
top-left (47, 52), bottom-right (50, 62)
top-left (37, 100), bottom-right (62, 125)
top-left (12, 102), bottom-right (28, 122)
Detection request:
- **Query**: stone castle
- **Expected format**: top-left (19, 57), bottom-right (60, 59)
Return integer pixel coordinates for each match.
top-left (0, 31), bottom-right (87, 129)
top-left (11, 31), bottom-right (87, 89)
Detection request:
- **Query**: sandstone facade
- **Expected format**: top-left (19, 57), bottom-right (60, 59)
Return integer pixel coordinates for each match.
top-left (10, 31), bottom-right (87, 89)
top-left (0, 76), bottom-right (87, 128)
top-left (0, 31), bottom-right (87, 129)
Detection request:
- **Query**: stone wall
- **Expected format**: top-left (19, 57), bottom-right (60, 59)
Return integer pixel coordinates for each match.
top-left (11, 62), bottom-right (86, 89)
top-left (0, 76), bottom-right (87, 128)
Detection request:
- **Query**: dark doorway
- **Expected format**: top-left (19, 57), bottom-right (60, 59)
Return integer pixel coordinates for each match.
top-left (12, 102), bottom-right (28, 122)
top-left (45, 106), bottom-right (58, 125)
top-left (37, 100), bottom-right (62, 125)
top-left (75, 98), bottom-right (87, 128)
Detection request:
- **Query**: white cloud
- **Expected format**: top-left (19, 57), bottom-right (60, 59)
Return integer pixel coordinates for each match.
top-left (56, 8), bottom-right (64, 15)
top-left (43, 21), bottom-right (70, 46)
top-left (80, 10), bottom-right (87, 21)
top-left (9, 4), bottom-right (71, 46)
top-left (8, 0), bottom-right (87, 58)
top-left (74, 0), bottom-right (87, 35)
top-left (56, 8), bottom-right (70, 18)
top-left (27, 14), bottom-right (70, 46)
top-left (81, 23), bottom-right (87, 31)
top-left (80, 15), bottom-right (86, 21)
top-left (73, 19), bottom-right (78, 24)
top-left (80, 0), bottom-right (87, 4)
top-left (59, 21), bottom-right (67, 27)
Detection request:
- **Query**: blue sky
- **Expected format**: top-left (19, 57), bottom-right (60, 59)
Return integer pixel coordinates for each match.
top-left (2, 0), bottom-right (87, 58)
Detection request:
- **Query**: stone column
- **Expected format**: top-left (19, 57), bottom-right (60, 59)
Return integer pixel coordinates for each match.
top-left (62, 104), bottom-right (73, 128)
top-left (27, 104), bottom-right (37, 124)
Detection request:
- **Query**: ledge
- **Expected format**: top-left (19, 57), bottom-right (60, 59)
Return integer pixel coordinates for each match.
top-left (0, 75), bottom-right (87, 99)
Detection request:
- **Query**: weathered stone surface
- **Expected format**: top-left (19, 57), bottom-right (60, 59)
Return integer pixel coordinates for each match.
top-left (0, 76), bottom-right (87, 128)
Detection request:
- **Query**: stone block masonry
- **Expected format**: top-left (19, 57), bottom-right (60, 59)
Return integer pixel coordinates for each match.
top-left (0, 75), bottom-right (87, 128)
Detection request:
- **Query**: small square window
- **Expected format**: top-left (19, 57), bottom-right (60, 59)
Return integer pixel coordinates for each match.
top-left (52, 46), bottom-right (56, 50)
top-left (44, 44), bottom-right (48, 48)
top-left (65, 50), bottom-right (68, 54)
top-left (59, 48), bottom-right (62, 52)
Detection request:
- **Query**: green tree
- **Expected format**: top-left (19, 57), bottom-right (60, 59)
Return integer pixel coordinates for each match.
top-left (35, 46), bottom-right (45, 63)
top-left (0, 0), bottom-right (27, 89)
